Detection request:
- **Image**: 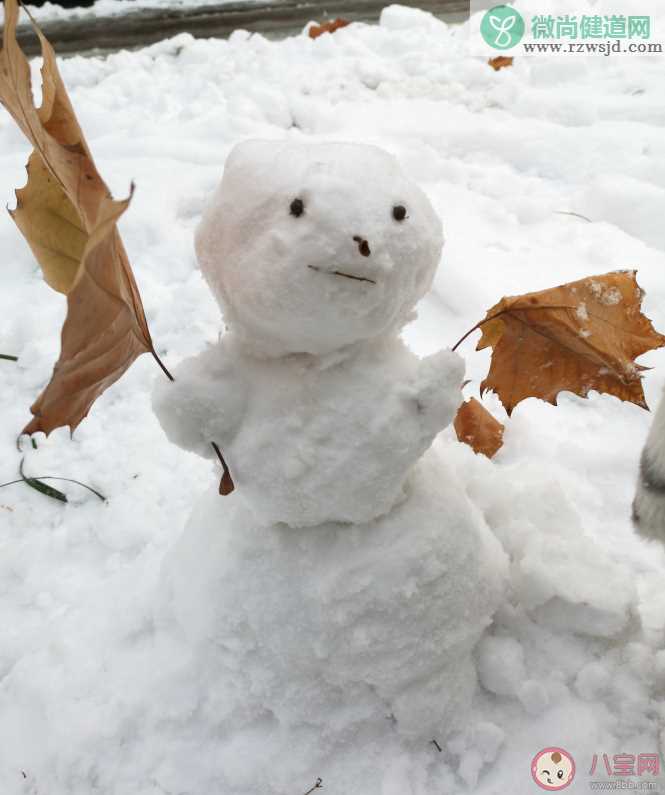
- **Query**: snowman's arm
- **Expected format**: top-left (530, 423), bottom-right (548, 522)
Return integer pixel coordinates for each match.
top-left (410, 348), bottom-right (465, 433)
top-left (152, 343), bottom-right (246, 460)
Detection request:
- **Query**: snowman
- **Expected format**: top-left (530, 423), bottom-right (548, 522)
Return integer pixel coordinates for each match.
top-left (154, 141), bottom-right (507, 754)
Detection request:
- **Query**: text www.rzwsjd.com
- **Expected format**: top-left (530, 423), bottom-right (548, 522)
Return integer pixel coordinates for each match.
top-left (522, 40), bottom-right (663, 54)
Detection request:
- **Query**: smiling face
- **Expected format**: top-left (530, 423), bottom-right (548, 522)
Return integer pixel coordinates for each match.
top-left (195, 140), bottom-right (443, 356)
top-left (531, 748), bottom-right (576, 791)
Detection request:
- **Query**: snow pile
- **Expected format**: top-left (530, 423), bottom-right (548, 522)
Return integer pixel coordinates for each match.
top-left (161, 448), bottom-right (506, 747)
top-left (1, 4), bottom-right (665, 794)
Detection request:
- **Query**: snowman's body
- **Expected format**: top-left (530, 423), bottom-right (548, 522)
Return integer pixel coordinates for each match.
top-left (156, 333), bottom-right (462, 526)
top-left (154, 140), bottom-right (506, 752)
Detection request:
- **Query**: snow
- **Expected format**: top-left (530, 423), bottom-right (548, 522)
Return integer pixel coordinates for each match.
top-left (476, 635), bottom-right (527, 698)
top-left (634, 392), bottom-right (665, 543)
top-left (1, 3), bottom-right (665, 793)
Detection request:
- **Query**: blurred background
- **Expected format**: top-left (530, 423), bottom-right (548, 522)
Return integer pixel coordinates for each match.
top-left (12, 0), bottom-right (468, 56)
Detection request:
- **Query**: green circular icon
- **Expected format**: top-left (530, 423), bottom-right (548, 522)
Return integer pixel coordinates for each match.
top-left (480, 5), bottom-right (525, 50)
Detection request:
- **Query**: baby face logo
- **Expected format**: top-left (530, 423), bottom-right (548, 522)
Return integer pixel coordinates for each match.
top-left (531, 747), bottom-right (576, 790)
top-left (480, 4), bottom-right (525, 50)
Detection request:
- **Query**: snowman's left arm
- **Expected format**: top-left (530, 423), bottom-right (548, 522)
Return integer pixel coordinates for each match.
top-left (152, 343), bottom-right (247, 459)
top-left (410, 349), bottom-right (465, 434)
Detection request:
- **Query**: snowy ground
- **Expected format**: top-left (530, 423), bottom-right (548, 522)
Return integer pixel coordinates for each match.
top-left (1, 4), bottom-right (665, 794)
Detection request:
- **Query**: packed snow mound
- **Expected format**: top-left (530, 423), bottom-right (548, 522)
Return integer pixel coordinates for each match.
top-left (160, 446), bottom-right (507, 750)
top-left (195, 140), bottom-right (443, 357)
top-left (153, 335), bottom-right (464, 526)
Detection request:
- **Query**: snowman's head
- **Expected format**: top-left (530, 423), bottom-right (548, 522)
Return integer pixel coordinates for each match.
top-left (196, 140), bottom-right (443, 357)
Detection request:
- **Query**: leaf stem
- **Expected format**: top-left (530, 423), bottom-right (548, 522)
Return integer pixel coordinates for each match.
top-left (151, 349), bottom-right (174, 381)
top-left (0, 354), bottom-right (18, 361)
top-left (451, 303), bottom-right (590, 352)
top-left (451, 308), bottom-right (516, 351)
top-left (451, 320), bottom-right (490, 352)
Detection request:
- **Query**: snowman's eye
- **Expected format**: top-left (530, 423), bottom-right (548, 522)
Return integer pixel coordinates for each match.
top-left (290, 198), bottom-right (304, 217)
top-left (392, 205), bottom-right (407, 221)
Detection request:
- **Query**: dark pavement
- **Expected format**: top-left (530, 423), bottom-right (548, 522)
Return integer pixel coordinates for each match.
top-left (10, 0), bottom-right (468, 56)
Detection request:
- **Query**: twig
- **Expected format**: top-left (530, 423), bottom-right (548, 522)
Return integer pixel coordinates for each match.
top-left (554, 210), bottom-right (592, 223)
top-left (431, 739), bottom-right (442, 753)
top-left (0, 353), bottom-right (18, 361)
top-left (303, 778), bottom-right (323, 795)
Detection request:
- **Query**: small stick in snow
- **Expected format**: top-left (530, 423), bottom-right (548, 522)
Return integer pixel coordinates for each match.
top-left (303, 778), bottom-right (323, 795)
top-left (554, 210), bottom-right (592, 223)
top-left (431, 739), bottom-right (443, 753)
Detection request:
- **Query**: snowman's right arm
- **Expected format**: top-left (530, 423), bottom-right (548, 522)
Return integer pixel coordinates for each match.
top-left (152, 343), bottom-right (247, 460)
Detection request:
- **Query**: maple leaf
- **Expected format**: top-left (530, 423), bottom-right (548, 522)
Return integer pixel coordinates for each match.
top-left (488, 56), bottom-right (514, 71)
top-left (308, 18), bottom-right (351, 39)
top-left (0, 0), bottom-right (170, 435)
top-left (457, 270), bottom-right (665, 416)
top-left (454, 398), bottom-right (505, 458)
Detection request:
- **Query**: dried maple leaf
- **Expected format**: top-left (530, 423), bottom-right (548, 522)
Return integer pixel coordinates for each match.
top-left (308, 18), bottom-right (351, 39)
top-left (0, 0), bottom-right (168, 435)
top-left (465, 270), bottom-right (665, 415)
top-left (454, 398), bottom-right (504, 458)
top-left (488, 56), bottom-right (513, 71)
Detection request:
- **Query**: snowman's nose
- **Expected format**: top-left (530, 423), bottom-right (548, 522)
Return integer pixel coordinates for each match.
top-left (352, 236), bottom-right (371, 257)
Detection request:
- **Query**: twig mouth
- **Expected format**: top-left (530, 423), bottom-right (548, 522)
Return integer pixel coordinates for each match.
top-left (308, 265), bottom-right (376, 285)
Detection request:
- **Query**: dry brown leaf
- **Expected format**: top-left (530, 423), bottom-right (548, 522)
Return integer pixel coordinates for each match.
top-left (211, 442), bottom-right (235, 496)
top-left (488, 56), bottom-right (514, 71)
top-left (471, 270), bottom-right (665, 415)
top-left (308, 18), bottom-right (351, 39)
top-left (454, 398), bottom-right (504, 458)
top-left (0, 0), bottom-right (166, 435)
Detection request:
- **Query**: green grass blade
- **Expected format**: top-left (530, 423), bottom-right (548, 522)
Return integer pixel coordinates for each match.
top-left (19, 459), bottom-right (68, 503)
